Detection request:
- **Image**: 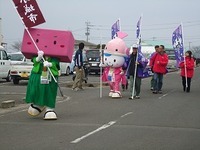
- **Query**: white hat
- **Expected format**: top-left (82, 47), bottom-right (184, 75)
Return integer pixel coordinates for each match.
top-left (132, 44), bottom-right (138, 48)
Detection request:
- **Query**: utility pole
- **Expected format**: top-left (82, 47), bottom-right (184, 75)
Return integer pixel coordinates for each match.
top-left (0, 17), bottom-right (2, 45)
top-left (189, 42), bottom-right (192, 50)
top-left (85, 21), bottom-right (91, 42)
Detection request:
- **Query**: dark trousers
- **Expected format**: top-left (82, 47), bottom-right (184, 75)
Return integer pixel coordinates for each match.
top-left (151, 75), bottom-right (154, 88)
top-left (182, 76), bottom-right (192, 92)
top-left (130, 75), bottom-right (141, 96)
top-left (153, 73), bottom-right (163, 91)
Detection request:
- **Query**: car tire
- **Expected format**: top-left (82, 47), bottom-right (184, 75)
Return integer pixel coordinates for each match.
top-left (66, 67), bottom-right (70, 76)
top-left (6, 71), bottom-right (11, 82)
top-left (13, 79), bottom-right (19, 85)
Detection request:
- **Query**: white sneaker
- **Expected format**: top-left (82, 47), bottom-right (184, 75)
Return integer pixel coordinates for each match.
top-left (135, 96), bottom-right (140, 99)
top-left (44, 108), bottom-right (57, 120)
top-left (28, 104), bottom-right (45, 116)
top-left (112, 92), bottom-right (122, 98)
top-left (109, 91), bottom-right (113, 97)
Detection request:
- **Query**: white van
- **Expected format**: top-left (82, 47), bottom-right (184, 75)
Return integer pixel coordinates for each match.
top-left (0, 46), bottom-right (11, 81)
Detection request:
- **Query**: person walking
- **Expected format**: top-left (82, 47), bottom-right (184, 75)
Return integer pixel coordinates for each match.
top-left (72, 42), bottom-right (84, 90)
top-left (150, 45), bottom-right (168, 94)
top-left (179, 50), bottom-right (195, 92)
top-left (126, 44), bottom-right (147, 99)
top-left (149, 45), bottom-right (159, 90)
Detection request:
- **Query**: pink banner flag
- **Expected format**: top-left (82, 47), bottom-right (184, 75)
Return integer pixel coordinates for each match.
top-left (116, 31), bottom-right (128, 39)
top-left (13, 0), bottom-right (45, 28)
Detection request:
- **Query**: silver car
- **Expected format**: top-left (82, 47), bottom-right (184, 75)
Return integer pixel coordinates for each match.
top-left (167, 54), bottom-right (177, 69)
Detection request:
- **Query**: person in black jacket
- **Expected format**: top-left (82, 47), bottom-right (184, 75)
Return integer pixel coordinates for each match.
top-left (72, 43), bottom-right (84, 90)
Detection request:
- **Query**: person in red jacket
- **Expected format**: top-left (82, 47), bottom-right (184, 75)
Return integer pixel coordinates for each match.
top-left (179, 50), bottom-right (195, 92)
top-left (150, 45), bottom-right (168, 94)
top-left (149, 45), bottom-right (159, 90)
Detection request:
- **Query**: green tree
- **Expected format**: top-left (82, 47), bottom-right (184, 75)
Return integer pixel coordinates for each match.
top-left (11, 41), bottom-right (22, 52)
top-left (191, 46), bottom-right (200, 58)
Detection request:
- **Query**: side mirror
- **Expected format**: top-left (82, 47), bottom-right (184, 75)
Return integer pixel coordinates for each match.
top-left (7, 55), bottom-right (11, 60)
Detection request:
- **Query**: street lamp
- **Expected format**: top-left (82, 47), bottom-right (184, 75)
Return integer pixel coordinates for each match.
top-left (189, 42), bottom-right (192, 50)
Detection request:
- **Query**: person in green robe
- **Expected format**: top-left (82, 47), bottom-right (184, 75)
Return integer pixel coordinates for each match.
top-left (26, 51), bottom-right (60, 120)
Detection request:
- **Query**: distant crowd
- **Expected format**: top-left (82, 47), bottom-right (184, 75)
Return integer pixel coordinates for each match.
top-left (72, 43), bottom-right (195, 99)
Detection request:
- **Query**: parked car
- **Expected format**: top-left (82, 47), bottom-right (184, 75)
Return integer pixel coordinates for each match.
top-left (9, 52), bottom-right (33, 84)
top-left (60, 62), bottom-right (71, 76)
top-left (8, 51), bottom-right (26, 65)
top-left (167, 54), bottom-right (177, 69)
top-left (86, 49), bottom-right (101, 74)
top-left (69, 53), bottom-right (75, 73)
top-left (0, 46), bottom-right (11, 82)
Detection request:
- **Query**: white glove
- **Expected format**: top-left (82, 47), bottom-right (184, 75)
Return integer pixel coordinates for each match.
top-left (43, 61), bottom-right (52, 67)
top-left (58, 70), bottom-right (61, 76)
top-left (120, 71), bottom-right (124, 75)
top-left (36, 50), bottom-right (44, 62)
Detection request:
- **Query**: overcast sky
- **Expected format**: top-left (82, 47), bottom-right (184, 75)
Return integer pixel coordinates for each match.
top-left (0, 0), bottom-right (200, 49)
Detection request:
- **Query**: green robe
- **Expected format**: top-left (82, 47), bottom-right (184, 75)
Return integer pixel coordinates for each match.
top-left (26, 57), bottom-right (60, 108)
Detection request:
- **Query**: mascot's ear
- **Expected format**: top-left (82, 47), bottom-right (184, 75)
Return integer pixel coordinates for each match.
top-left (116, 31), bottom-right (128, 39)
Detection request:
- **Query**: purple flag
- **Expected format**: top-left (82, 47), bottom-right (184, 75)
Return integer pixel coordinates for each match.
top-left (111, 19), bottom-right (120, 39)
top-left (136, 16), bottom-right (149, 78)
top-left (172, 25), bottom-right (184, 66)
top-left (136, 16), bottom-right (142, 53)
top-left (136, 17), bottom-right (141, 39)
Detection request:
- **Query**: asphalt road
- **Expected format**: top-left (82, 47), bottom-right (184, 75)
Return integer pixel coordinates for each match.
top-left (0, 68), bottom-right (200, 150)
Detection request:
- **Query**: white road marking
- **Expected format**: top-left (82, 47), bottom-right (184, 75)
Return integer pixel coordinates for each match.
top-left (158, 90), bottom-right (175, 99)
top-left (71, 121), bottom-right (116, 144)
top-left (16, 109), bottom-right (27, 113)
top-left (120, 112), bottom-right (133, 118)
top-left (71, 111), bottom-right (133, 144)
top-left (0, 92), bottom-right (26, 95)
top-left (57, 96), bottom-right (71, 103)
top-left (158, 93), bottom-right (168, 99)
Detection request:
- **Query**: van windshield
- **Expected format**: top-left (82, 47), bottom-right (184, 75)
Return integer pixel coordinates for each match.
top-left (168, 55), bottom-right (175, 60)
top-left (86, 50), bottom-right (100, 58)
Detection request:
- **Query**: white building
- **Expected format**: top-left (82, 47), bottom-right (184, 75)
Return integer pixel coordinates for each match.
top-left (141, 40), bottom-right (174, 57)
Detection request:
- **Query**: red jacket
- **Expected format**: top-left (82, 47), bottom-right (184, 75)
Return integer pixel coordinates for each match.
top-left (150, 52), bottom-right (168, 74)
top-left (179, 57), bottom-right (195, 78)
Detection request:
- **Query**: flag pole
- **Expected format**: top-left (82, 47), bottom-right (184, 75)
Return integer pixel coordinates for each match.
top-left (11, 1), bottom-right (64, 97)
top-left (131, 15), bottom-right (142, 99)
top-left (131, 46), bottom-right (139, 98)
top-left (131, 42), bottom-right (140, 98)
top-left (181, 23), bottom-right (188, 88)
top-left (99, 35), bottom-right (103, 98)
top-left (119, 18), bottom-right (121, 31)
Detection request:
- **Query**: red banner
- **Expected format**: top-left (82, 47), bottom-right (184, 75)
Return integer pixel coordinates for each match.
top-left (13, 0), bottom-right (45, 28)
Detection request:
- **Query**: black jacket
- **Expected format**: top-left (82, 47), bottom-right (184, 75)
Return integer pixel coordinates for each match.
top-left (74, 49), bottom-right (83, 69)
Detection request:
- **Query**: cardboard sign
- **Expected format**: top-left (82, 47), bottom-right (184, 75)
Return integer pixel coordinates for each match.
top-left (21, 28), bottom-right (75, 62)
